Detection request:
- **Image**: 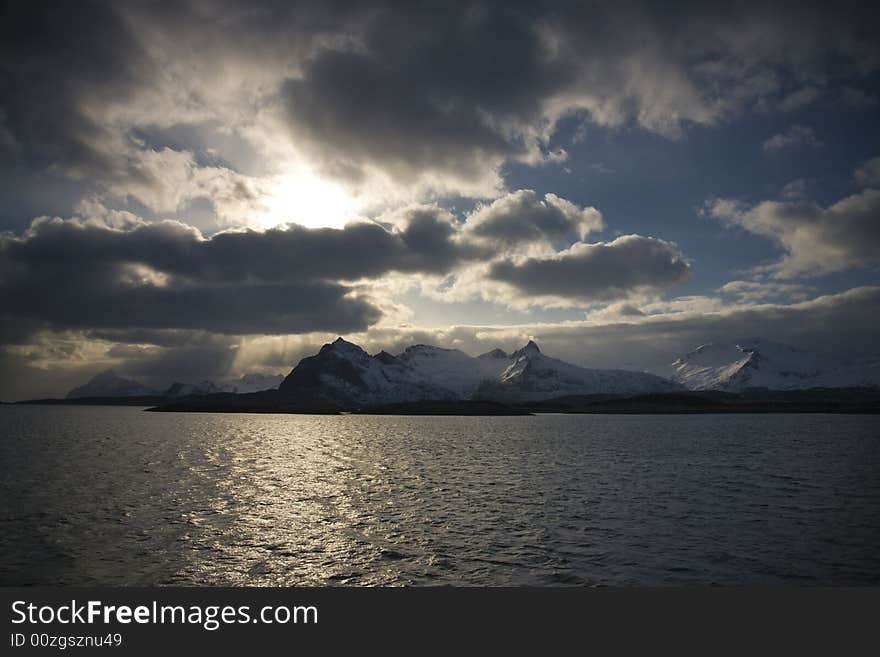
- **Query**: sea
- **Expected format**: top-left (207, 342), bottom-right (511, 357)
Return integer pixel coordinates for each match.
top-left (1, 405), bottom-right (878, 586)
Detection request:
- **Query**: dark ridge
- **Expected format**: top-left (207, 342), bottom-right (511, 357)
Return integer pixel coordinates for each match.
top-left (354, 400), bottom-right (533, 415)
top-left (145, 390), bottom-right (342, 414)
top-left (17, 395), bottom-right (167, 406)
top-left (279, 351), bottom-right (364, 394)
top-left (163, 382), bottom-right (188, 396)
top-left (518, 390), bottom-right (880, 414)
top-left (373, 350), bottom-right (398, 365)
top-left (15, 387), bottom-right (879, 415)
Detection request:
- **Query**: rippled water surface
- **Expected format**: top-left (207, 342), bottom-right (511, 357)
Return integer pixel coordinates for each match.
top-left (1, 406), bottom-right (878, 585)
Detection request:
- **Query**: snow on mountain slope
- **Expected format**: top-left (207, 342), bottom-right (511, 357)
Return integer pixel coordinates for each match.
top-left (164, 373), bottom-right (283, 397)
top-left (280, 337), bottom-right (684, 405)
top-left (219, 373), bottom-right (284, 394)
top-left (667, 339), bottom-right (880, 391)
top-left (67, 371), bottom-right (284, 400)
top-left (279, 338), bottom-right (459, 405)
top-left (399, 341), bottom-right (683, 402)
top-left (477, 341), bottom-right (683, 401)
top-left (396, 344), bottom-right (509, 398)
top-left (478, 348), bottom-right (509, 362)
top-left (66, 370), bottom-right (159, 399)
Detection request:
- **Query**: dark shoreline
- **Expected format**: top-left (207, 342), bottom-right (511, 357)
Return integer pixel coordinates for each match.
top-left (10, 388), bottom-right (879, 415)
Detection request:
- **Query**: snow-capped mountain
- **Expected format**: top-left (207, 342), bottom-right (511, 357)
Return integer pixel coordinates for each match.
top-left (396, 344), bottom-right (510, 398)
top-left (278, 338), bottom-right (460, 405)
top-left (66, 370), bottom-right (159, 399)
top-left (67, 371), bottom-right (284, 400)
top-left (279, 337), bottom-right (682, 406)
top-left (221, 373), bottom-right (284, 394)
top-left (473, 340), bottom-right (683, 401)
top-left (666, 339), bottom-right (880, 391)
top-left (163, 373), bottom-right (284, 397)
top-left (61, 338), bottom-right (880, 405)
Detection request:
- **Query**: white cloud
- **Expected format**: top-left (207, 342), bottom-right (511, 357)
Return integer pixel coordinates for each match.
top-left (718, 280), bottom-right (811, 302)
top-left (761, 125), bottom-right (822, 152)
top-left (780, 179), bottom-right (809, 200)
top-left (418, 233), bottom-right (691, 310)
top-left (855, 157), bottom-right (880, 188)
top-left (706, 187), bottom-right (880, 277)
top-left (464, 190), bottom-right (603, 253)
top-left (777, 85), bottom-right (821, 112)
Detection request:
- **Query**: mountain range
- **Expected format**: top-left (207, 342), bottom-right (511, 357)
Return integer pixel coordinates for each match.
top-left (664, 339), bottom-right (880, 392)
top-left (63, 337), bottom-right (880, 406)
top-left (278, 337), bottom-right (681, 406)
top-left (66, 371), bottom-right (283, 399)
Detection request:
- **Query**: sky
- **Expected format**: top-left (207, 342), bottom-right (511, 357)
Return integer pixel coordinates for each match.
top-left (1, 0), bottom-right (879, 399)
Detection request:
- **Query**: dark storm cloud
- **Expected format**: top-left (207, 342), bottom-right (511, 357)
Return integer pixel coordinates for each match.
top-left (4, 210), bottom-right (478, 283)
top-left (3, 0), bottom-right (878, 206)
top-left (0, 198), bottom-right (690, 338)
top-left (280, 3), bottom-right (569, 187)
top-left (488, 235), bottom-right (690, 302)
top-left (0, 317), bottom-right (47, 345)
top-left (0, 1), bottom-right (153, 178)
top-left (392, 207), bottom-right (488, 272)
top-left (85, 328), bottom-right (227, 348)
top-left (465, 190), bottom-right (602, 247)
top-left (277, 0), bottom-right (880, 190)
top-left (0, 209), bottom-right (488, 339)
top-left (0, 0), bottom-right (342, 176)
top-left (3, 272), bottom-right (377, 336)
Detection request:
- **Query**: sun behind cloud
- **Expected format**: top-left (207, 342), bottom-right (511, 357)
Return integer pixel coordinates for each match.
top-left (257, 169), bottom-right (360, 230)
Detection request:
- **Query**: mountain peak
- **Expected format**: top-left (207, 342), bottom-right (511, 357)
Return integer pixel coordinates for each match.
top-left (282, 337), bottom-right (683, 406)
top-left (374, 350), bottom-right (398, 365)
top-left (512, 340), bottom-right (541, 358)
top-left (321, 337), bottom-right (366, 357)
top-left (66, 369), bottom-right (157, 399)
top-left (666, 338), bottom-right (877, 392)
top-left (404, 344), bottom-right (453, 354)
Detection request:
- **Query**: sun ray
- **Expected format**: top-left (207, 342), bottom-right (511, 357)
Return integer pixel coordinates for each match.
top-left (257, 170), bottom-right (359, 230)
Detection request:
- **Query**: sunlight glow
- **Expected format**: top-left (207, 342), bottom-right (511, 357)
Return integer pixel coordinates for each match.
top-left (257, 171), bottom-right (359, 230)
